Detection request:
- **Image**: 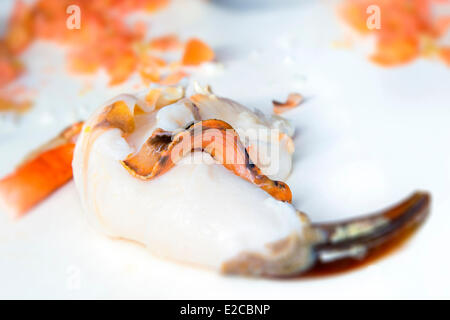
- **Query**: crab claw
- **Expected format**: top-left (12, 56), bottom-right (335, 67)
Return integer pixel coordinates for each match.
top-left (310, 191), bottom-right (430, 268)
top-left (0, 86), bottom-right (431, 279)
top-left (71, 88), bottom-right (431, 278)
top-left (222, 192), bottom-right (430, 277)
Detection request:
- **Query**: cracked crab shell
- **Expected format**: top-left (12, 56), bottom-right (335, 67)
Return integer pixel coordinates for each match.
top-left (72, 89), bottom-right (319, 276)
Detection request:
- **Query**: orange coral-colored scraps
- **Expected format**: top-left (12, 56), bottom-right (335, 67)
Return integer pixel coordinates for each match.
top-left (339, 0), bottom-right (450, 66)
top-left (145, 0), bottom-right (170, 12)
top-left (0, 98), bottom-right (31, 114)
top-left (0, 0), bottom-right (217, 100)
top-left (0, 43), bottom-right (23, 87)
top-left (182, 38), bottom-right (215, 66)
top-left (439, 47), bottom-right (450, 65)
top-left (0, 0), bottom-right (170, 89)
top-left (137, 53), bottom-right (166, 84)
top-left (3, 0), bottom-right (33, 55)
top-left (140, 37), bottom-right (214, 85)
top-left (0, 86), bottom-right (34, 114)
top-left (149, 34), bottom-right (182, 51)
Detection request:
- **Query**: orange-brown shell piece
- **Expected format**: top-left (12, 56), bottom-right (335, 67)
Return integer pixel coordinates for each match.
top-left (123, 119), bottom-right (292, 203)
top-left (272, 93), bottom-right (303, 115)
top-left (439, 47), bottom-right (450, 66)
top-left (0, 122), bottom-right (83, 217)
top-left (182, 38), bottom-right (215, 66)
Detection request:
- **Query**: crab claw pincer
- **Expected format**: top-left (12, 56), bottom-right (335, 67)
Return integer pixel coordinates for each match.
top-left (70, 87), bottom-right (430, 277)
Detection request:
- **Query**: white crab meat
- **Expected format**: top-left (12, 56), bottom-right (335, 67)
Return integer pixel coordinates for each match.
top-left (73, 87), bottom-right (318, 276)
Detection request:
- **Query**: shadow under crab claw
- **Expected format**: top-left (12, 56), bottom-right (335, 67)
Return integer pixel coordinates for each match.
top-left (307, 191), bottom-right (431, 276)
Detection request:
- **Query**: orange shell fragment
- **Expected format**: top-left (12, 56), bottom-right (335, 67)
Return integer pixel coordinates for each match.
top-left (145, 0), bottom-right (170, 12)
top-left (0, 97), bottom-right (31, 113)
top-left (0, 144), bottom-right (74, 217)
top-left (144, 87), bottom-right (185, 109)
top-left (4, 0), bottom-right (33, 55)
top-left (272, 93), bottom-right (303, 115)
top-left (439, 47), bottom-right (450, 66)
top-left (370, 37), bottom-right (420, 66)
top-left (149, 34), bottom-right (182, 51)
top-left (0, 122), bottom-right (83, 217)
top-left (0, 43), bottom-right (23, 87)
top-left (182, 38), bottom-right (215, 66)
top-left (123, 119), bottom-right (292, 203)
